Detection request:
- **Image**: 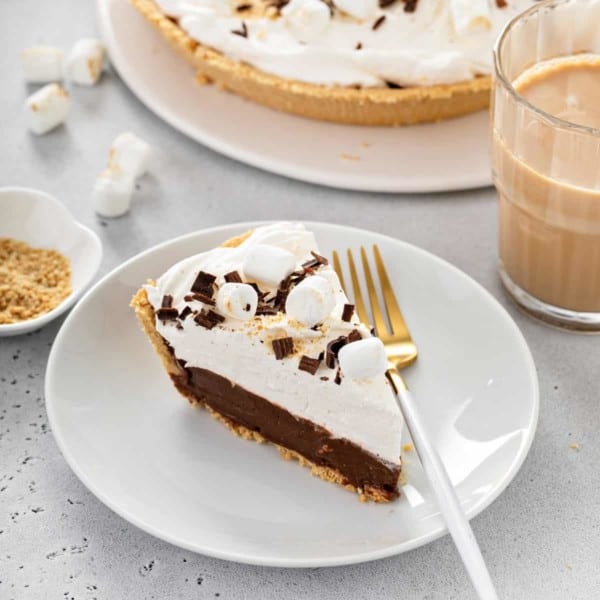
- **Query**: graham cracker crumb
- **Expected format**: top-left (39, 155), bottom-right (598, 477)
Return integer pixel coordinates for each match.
top-left (340, 153), bottom-right (360, 161)
top-left (569, 443), bottom-right (580, 451)
top-left (0, 238), bottom-right (71, 324)
top-left (402, 443), bottom-right (414, 453)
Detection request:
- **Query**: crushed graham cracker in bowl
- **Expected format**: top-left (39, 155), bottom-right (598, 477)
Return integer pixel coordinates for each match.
top-left (0, 238), bottom-right (72, 325)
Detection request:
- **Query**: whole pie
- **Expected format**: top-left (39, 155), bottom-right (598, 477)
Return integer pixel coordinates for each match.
top-left (131, 223), bottom-right (404, 501)
top-left (131, 0), bottom-right (533, 125)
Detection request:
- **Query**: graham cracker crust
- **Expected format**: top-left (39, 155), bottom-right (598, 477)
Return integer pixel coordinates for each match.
top-left (130, 229), bottom-right (397, 502)
top-left (130, 0), bottom-right (491, 126)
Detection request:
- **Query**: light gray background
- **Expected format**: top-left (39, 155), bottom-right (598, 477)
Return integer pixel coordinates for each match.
top-left (1, 2), bottom-right (599, 599)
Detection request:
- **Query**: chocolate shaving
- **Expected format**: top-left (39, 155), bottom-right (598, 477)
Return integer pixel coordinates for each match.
top-left (334, 369), bottom-right (342, 385)
top-left (271, 275), bottom-right (293, 311)
top-left (194, 308), bottom-right (225, 330)
top-left (298, 355), bottom-right (321, 375)
top-left (326, 336), bottom-right (348, 369)
top-left (179, 306), bottom-right (192, 320)
top-left (347, 329), bottom-right (362, 343)
top-left (272, 337), bottom-right (294, 360)
top-left (156, 307), bottom-right (178, 321)
top-left (372, 15), bottom-right (386, 30)
top-left (256, 304), bottom-right (278, 316)
top-left (385, 81), bottom-right (404, 89)
top-left (403, 0), bottom-right (418, 11)
top-left (248, 282), bottom-right (269, 301)
top-left (318, 351), bottom-right (325, 362)
top-left (231, 21), bottom-right (248, 38)
top-left (300, 252), bottom-right (328, 273)
top-left (190, 271), bottom-right (216, 296)
top-left (176, 322), bottom-right (183, 330)
top-left (224, 270), bottom-right (243, 283)
top-left (379, 0), bottom-right (396, 6)
top-left (161, 294), bottom-right (173, 308)
top-left (184, 292), bottom-right (216, 306)
top-left (355, 42), bottom-right (363, 50)
top-left (310, 251), bottom-right (328, 266)
top-left (320, 376), bottom-right (329, 381)
top-left (236, 2), bottom-right (252, 10)
top-left (341, 304), bottom-right (354, 322)
top-left (496, 0), bottom-right (507, 7)
top-left (206, 309), bottom-right (225, 323)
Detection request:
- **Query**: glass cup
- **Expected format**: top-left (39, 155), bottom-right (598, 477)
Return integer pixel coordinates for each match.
top-left (491, 0), bottom-right (600, 331)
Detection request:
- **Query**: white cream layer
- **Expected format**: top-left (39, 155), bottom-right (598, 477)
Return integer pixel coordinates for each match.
top-left (145, 223), bottom-right (403, 465)
top-left (155, 0), bottom-right (533, 87)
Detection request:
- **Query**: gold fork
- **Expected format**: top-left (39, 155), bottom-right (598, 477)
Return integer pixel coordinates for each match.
top-left (333, 245), bottom-right (499, 600)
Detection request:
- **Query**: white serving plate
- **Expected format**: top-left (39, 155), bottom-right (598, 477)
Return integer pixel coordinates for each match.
top-left (45, 221), bottom-right (538, 567)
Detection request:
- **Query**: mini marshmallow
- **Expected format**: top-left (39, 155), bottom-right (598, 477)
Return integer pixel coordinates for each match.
top-left (449, 0), bottom-right (492, 36)
top-left (24, 83), bottom-right (70, 135)
top-left (282, 0), bottom-right (331, 43)
top-left (242, 244), bottom-right (296, 287)
top-left (285, 275), bottom-right (336, 327)
top-left (21, 46), bottom-right (63, 83)
top-left (65, 38), bottom-right (105, 86)
top-left (333, 0), bottom-right (377, 20)
top-left (338, 337), bottom-right (387, 380)
top-left (108, 132), bottom-right (152, 179)
top-left (92, 167), bottom-right (135, 218)
top-left (216, 283), bottom-right (258, 320)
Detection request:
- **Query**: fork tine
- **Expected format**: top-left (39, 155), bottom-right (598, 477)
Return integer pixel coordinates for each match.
top-left (360, 246), bottom-right (390, 338)
top-left (332, 251), bottom-right (347, 295)
top-left (346, 249), bottom-right (370, 326)
top-left (373, 245), bottom-right (411, 341)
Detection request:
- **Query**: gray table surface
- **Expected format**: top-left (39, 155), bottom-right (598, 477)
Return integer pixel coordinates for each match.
top-left (1, 2), bottom-right (599, 599)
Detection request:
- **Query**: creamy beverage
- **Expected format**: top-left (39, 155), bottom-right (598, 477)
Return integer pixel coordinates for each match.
top-left (493, 54), bottom-right (600, 315)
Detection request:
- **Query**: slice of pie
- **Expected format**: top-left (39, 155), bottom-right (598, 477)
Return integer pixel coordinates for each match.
top-left (131, 223), bottom-right (403, 501)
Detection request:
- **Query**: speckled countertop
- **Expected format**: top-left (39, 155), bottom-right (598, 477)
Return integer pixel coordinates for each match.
top-left (1, 2), bottom-right (600, 599)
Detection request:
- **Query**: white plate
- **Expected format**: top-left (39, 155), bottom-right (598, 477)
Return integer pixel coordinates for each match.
top-left (0, 187), bottom-right (102, 337)
top-left (97, 0), bottom-right (492, 193)
top-left (46, 222), bottom-right (538, 567)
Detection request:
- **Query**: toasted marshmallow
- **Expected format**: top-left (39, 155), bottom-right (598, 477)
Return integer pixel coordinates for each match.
top-left (92, 167), bottom-right (135, 218)
top-left (285, 275), bottom-right (336, 327)
top-left (242, 244), bottom-right (296, 286)
top-left (333, 0), bottom-right (377, 20)
top-left (216, 283), bottom-right (258, 320)
top-left (281, 0), bottom-right (331, 43)
top-left (338, 337), bottom-right (387, 380)
top-left (21, 46), bottom-right (63, 83)
top-left (65, 38), bottom-right (105, 86)
top-left (450, 0), bottom-right (492, 36)
top-left (24, 83), bottom-right (70, 135)
top-left (108, 132), bottom-right (152, 179)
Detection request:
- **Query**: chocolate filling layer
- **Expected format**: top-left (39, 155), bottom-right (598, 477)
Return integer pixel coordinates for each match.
top-left (170, 363), bottom-right (400, 500)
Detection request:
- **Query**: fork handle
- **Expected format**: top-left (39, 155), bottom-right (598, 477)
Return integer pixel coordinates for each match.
top-left (388, 370), bottom-right (499, 600)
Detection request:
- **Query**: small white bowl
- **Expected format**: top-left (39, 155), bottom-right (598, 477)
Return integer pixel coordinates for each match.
top-left (0, 187), bottom-right (102, 337)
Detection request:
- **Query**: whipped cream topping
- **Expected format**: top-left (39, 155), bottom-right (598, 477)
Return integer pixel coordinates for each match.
top-left (156, 0), bottom-right (534, 87)
top-left (145, 222), bottom-right (403, 465)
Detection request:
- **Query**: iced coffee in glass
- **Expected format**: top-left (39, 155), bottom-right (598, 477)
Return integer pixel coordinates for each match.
top-left (492, 0), bottom-right (600, 330)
